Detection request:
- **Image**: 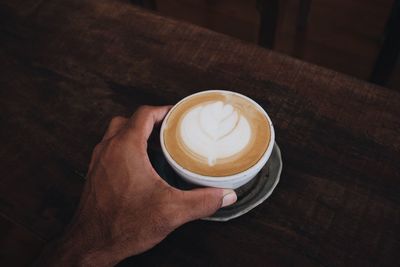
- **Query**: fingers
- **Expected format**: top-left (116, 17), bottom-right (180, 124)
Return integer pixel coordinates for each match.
top-left (175, 188), bottom-right (237, 224)
top-left (102, 116), bottom-right (129, 141)
top-left (127, 105), bottom-right (172, 140)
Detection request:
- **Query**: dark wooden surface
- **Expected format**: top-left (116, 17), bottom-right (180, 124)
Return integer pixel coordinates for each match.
top-left (1, 0), bottom-right (400, 266)
top-left (370, 0), bottom-right (400, 85)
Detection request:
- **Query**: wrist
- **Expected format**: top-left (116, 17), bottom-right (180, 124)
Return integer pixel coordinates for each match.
top-left (35, 229), bottom-right (123, 267)
top-left (57, 229), bottom-right (123, 267)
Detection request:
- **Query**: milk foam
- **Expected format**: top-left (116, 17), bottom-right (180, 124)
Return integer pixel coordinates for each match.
top-left (180, 101), bottom-right (251, 166)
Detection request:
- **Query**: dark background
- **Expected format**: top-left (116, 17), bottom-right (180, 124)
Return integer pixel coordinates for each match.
top-left (137, 0), bottom-right (400, 90)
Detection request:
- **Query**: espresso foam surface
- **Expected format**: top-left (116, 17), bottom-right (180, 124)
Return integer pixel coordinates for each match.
top-left (163, 92), bottom-right (271, 177)
top-left (180, 101), bottom-right (251, 165)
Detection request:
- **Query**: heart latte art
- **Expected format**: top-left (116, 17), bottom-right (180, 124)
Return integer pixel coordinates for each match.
top-left (163, 91), bottom-right (271, 177)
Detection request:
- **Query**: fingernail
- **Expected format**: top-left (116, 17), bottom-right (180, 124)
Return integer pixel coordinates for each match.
top-left (222, 189), bottom-right (237, 207)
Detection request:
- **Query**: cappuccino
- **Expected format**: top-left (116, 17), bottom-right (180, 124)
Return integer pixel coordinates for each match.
top-left (162, 91), bottom-right (271, 177)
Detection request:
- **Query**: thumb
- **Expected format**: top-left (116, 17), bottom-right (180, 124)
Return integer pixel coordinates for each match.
top-left (177, 188), bottom-right (237, 223)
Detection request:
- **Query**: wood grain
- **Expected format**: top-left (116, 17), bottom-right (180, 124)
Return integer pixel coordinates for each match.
top-left (1, 0), bottom-right (399, 266)
top-left (0, 213), bottom-right (45, 265)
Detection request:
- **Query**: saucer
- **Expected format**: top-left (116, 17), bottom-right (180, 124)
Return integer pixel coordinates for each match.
top-left (149, 142), bottom-right (283, 222)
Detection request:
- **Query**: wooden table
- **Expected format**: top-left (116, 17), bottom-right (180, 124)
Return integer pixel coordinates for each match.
top-left (1, 0), bottom-right (399, 266)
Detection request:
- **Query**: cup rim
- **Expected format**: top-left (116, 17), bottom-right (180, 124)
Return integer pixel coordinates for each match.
top-left (160, 90), bottom-right (275, 182)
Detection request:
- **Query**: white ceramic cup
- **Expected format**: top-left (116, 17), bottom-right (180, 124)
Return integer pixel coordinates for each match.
top-left (160, 90), bottom-right (275, 189)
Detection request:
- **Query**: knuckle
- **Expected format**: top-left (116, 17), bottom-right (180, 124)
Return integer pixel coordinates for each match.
top-left (199, 191), bottom-right (220, 214)
top-left (110, 115), bottom-right (124, 124)
top-left (200, 195), bottom-right (212, 212)
top-left (136, 105), bottom-right (152, 115)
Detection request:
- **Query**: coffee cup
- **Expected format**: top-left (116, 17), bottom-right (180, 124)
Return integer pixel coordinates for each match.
top-left (160, 90), bottom-right (275, 189)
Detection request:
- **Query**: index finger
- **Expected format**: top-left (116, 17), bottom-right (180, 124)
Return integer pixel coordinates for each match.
top-left (127, 105), bottom-right (172, 141)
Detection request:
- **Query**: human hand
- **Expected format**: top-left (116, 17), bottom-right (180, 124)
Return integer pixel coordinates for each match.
top-left (35, 106), bottom-right (237, 266)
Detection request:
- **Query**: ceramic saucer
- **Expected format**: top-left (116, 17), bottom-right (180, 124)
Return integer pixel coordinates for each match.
top-left (149, 142), bottom-right (283, 222)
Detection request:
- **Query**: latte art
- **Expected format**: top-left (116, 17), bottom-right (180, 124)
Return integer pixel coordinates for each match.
top-left (180, 101), bottom-right (251, 165)
top-left (162, 91), bottom-right (271, 177)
